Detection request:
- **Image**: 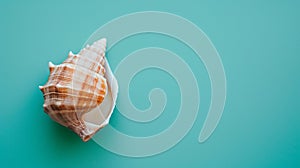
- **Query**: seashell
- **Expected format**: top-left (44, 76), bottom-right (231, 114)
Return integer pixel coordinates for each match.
top-left (39, 38), bottom-right (118, 142)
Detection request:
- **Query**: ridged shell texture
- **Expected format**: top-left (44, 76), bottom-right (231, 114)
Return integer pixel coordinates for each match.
top-left (39, 39), bottom-right (108, 141)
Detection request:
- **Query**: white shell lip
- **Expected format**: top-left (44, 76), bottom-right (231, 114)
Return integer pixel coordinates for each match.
top-left (81, 49), bottom-right (118, 139)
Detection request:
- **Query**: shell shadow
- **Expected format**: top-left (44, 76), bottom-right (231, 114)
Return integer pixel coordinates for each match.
top-left (2, 56), bottom-right (118, 167)
top-left (32, 73), bottom-right (114, 165)
top-left (33, 83), bottom-right (85, 152)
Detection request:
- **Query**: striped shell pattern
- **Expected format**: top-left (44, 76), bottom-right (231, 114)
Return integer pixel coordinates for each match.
top-left (39, 38), bottom-right (118, 141)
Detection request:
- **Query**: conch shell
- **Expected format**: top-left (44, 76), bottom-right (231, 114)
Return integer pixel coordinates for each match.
top-left (39, 38), bottom-right (118, 142)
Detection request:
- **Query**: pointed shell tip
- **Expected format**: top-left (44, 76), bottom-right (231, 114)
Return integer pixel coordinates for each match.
top-left (48, 61), bottom-right (55, 67)
top-left (68, 51), bottom-right (74, 56)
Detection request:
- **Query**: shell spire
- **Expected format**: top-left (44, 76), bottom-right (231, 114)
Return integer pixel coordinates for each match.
top-left (39, 38), bottom-right (118, 142)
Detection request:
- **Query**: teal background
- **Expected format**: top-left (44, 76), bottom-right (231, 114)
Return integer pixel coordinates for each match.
top-left (1, 0), bottom-right (299, 167)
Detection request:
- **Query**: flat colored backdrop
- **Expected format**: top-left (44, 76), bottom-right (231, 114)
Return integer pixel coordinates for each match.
top-left (1, 0), bottom-right (299, 167)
